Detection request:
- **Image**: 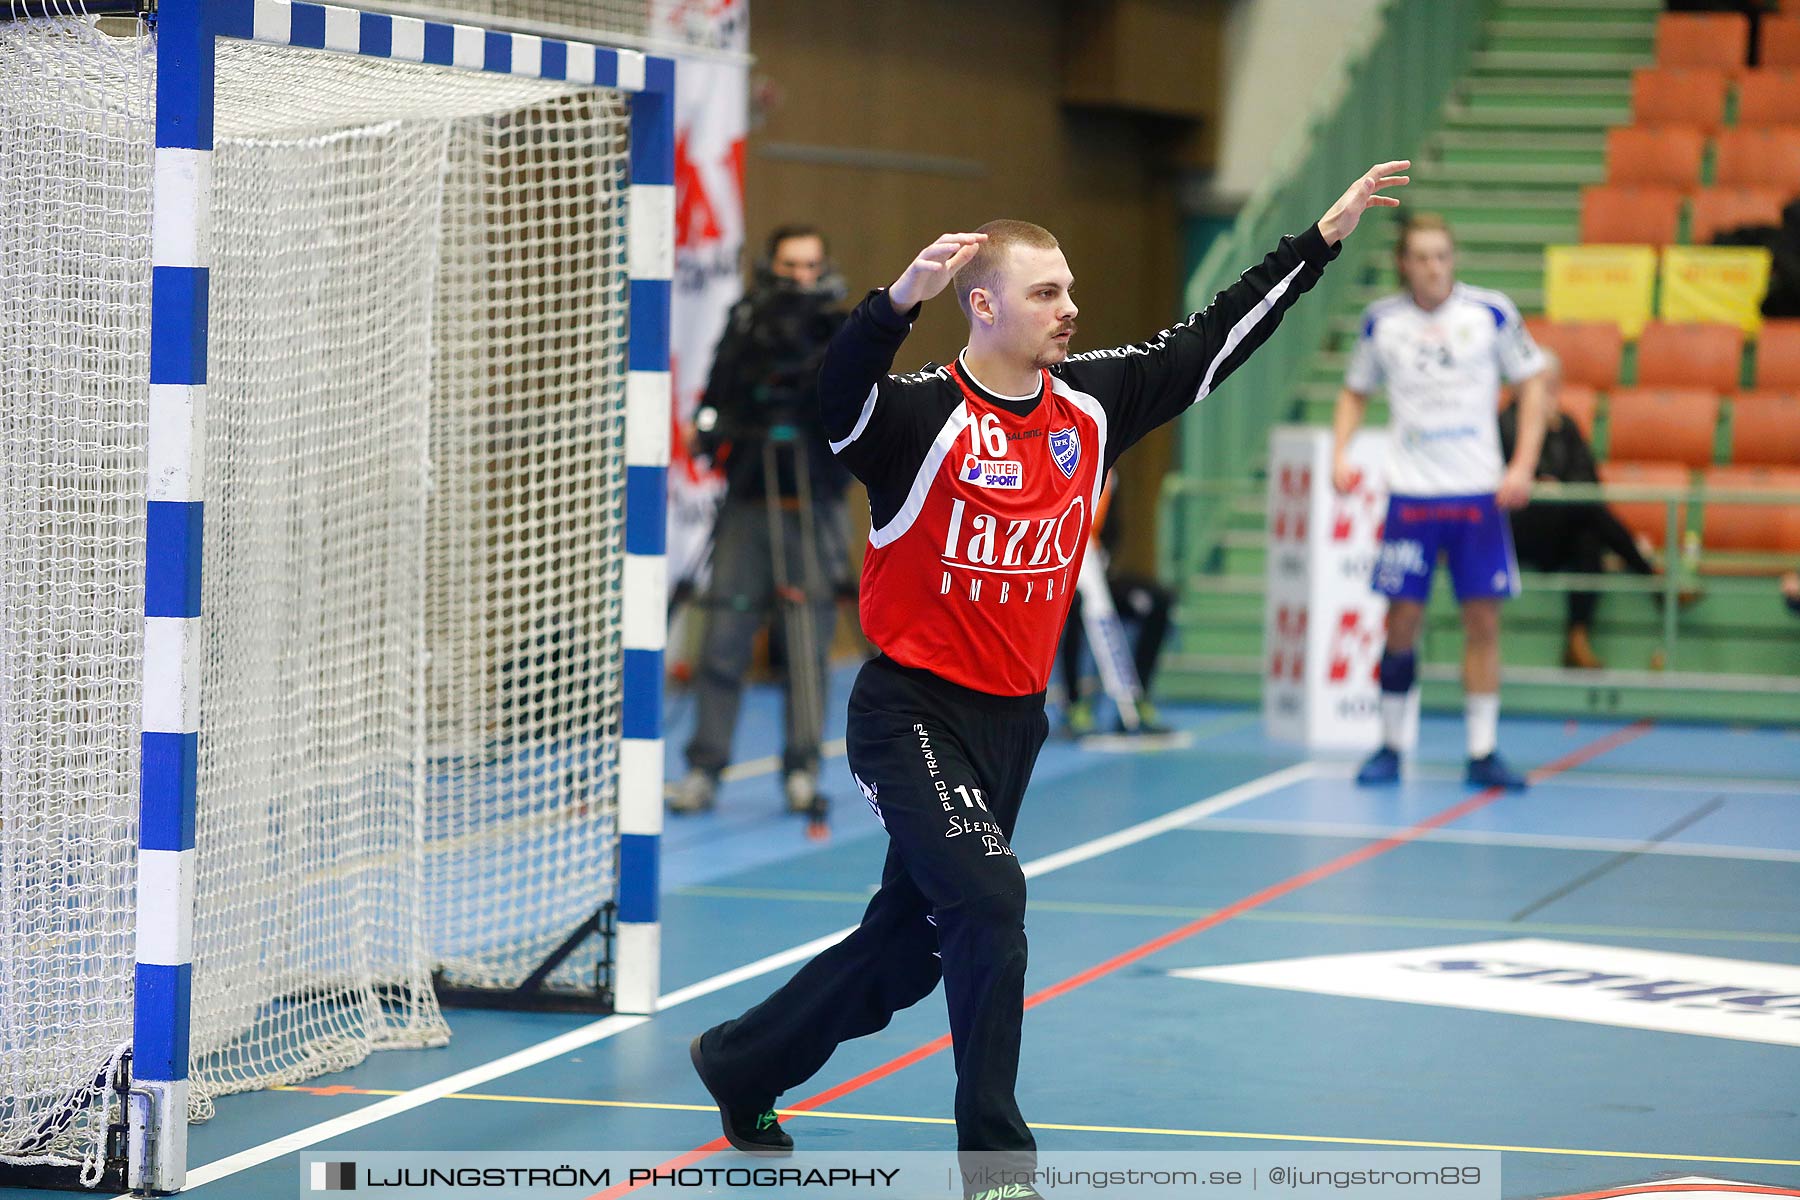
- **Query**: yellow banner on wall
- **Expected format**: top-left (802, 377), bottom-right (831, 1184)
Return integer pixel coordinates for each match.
top-left (1545, 245), bottom-right (1658, 337)
top-left (1660, 245), bottom-right (1774, 334)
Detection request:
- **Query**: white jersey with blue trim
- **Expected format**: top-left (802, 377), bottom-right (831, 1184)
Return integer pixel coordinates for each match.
top-left (1344, 283), bottom-right (1546, 497)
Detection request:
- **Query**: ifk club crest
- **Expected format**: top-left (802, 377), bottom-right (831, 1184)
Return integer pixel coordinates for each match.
top-left (1048, 427), bottom-right (1080, 477)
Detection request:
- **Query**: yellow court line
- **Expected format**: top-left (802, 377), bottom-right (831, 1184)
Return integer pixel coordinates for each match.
top-left (672, 888), bottom-right (1800, 946)
top-left (271, 1087), bottom-right (1800, 1167)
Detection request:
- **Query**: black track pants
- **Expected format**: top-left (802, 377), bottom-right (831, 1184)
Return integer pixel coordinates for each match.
top-left (699, 654), bottom-right (1049, 1153)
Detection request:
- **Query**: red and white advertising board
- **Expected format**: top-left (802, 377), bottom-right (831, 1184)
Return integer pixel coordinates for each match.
top-left (1261, 426), bottom-right (1416, 752)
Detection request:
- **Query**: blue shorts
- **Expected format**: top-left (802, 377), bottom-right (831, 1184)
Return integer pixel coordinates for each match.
top-left (1371, 493), bottom-right (1520, 604)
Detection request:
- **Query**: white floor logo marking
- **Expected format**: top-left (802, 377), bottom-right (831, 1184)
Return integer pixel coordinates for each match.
top-left (1170, 938), bottom-right (1800, 1046)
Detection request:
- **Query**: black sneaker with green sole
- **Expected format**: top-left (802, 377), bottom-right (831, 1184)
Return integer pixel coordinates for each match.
top-left (688, 1034), bottom-right (793, 1155)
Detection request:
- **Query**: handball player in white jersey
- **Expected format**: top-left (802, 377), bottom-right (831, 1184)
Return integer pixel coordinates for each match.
top-left (1332, 213), bottom-right (1548, 790)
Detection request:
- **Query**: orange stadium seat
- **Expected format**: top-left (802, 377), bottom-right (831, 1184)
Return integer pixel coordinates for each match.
top-left (1607, 388), bottom-right (1721, 467)
top-left (1580, 186), bottom-right (1683, 245)
top-left (1764, 16), bottom-right (1800, 68)
top-left (1524, 317), bottom-right (1624, 387)
top-left (1756, 319), bottom-right (1800, 388)
top-left (1712, 127), bottom-right (1800, 192)
top-left (1688, 187), bottom-right (1786, 244)
top-left (1632, 68), bottom-right (1728, 129)
top-left (1655, 12), bottom-right (1749, 69)
top-left (1734, 70), bottom-right (1800, 127)
top-left (1606, 126), bottom-right (1706, 188)
top-left (1558, 384), bottom-right (1600, 441)
top-left (1700, 465), bottom-right (1800, 554)
top-left (1597, 460), bottom-right (1692, 548)
top-left (1498, 382), bottom-right (1598, 441)
top-left (1636, 321), bottom-right (1744, 390)
top-left (1729, 392), bottom-right (1800, 466)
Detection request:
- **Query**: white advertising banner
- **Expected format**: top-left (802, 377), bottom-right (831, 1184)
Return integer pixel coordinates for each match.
top-left (1261, 425), bottom-right (1411, 751)
top-left (651, 0), bottom-right (748, 590)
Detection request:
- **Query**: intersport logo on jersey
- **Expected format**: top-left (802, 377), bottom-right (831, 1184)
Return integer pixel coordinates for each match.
top-left (961, 454), bottom-right (1023, 490)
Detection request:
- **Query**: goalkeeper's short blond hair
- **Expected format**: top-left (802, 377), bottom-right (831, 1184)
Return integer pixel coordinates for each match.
top-left (954, 219), bottom-right (1060, 320)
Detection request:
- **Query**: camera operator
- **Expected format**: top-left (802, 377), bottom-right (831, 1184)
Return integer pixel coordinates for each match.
top-left (670, 226), bottom-right (852, 817)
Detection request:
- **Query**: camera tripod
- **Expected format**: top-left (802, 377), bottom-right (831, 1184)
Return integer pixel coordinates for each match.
top-left (676, 424), bottom-right (836, 837)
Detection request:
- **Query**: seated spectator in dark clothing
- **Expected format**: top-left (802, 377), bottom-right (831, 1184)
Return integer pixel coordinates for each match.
top-left (1060, 569), bottom-right (1176, 735)
top-left (1058, 478), bottom-right (1175, 736)
top-left (1498, 350), bottom-right (1664, 670)
top-left (1783, 570), bottom-right (1800, 616)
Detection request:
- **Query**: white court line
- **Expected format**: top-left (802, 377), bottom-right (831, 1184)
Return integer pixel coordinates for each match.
top-left (1405, 763), bottom-right (1800, 796)
top-left (179, 760), bottom-right (1322, 1190)
top-left (1019, 762), bottom-right (1323, 879)
top-left (720, 737), bottom-right (847, 784)
top-left (1183, 815), bottom-right (1800, 864)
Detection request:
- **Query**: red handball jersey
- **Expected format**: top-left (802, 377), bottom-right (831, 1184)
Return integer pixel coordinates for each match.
top-left (820, 225), bottom-right (1339, 696)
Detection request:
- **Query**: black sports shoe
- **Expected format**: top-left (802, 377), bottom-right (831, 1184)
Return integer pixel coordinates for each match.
top-left (688, 1034), bottom-right (793, 1155)
top-left (1466, 751), bottom-right (1529, 791)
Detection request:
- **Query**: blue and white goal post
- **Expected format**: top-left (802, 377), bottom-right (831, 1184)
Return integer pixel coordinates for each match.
top-left (0, 0), bottom-right (670, 1192)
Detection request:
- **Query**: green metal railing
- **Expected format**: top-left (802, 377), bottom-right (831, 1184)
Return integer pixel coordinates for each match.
top-left (1160, 474), bottom-right (1800, 677)
top-left (1158, 0), bottom-right (1487, 585)
top-left (1516, 481), bottom-right (1800, 672)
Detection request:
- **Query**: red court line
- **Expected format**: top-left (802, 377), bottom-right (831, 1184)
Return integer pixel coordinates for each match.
top-left (1544, 1187), bottom-right (1800, 1199)
top-left (592, 720), bottom-right (1653, 1199)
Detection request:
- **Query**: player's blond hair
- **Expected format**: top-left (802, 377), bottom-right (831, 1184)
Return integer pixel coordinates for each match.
top-left (1395, 211), bottom-right (1455, 258)
top-left (955, 219), bottom-right (1060, 320)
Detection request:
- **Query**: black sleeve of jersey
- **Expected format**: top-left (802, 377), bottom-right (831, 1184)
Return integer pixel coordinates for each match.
top-left (1056, 224), bottom-right (1341, 470)
top-left (817, 288), bottom-right (941, 501)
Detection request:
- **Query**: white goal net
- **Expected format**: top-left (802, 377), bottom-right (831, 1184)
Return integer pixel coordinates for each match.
top-left (1, 16), bottom-right (631, 1183)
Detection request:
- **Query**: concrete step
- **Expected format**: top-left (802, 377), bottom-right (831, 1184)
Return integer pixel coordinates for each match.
top-left (1313, 348), bottom-right (1350, 380)
top-left (1157, 658), bottom-right (1264, 707)
top-left (1486, 34), bottom-right (1653, 58)
top-left (1415, 160), bottom-right (1604, 187)
top-left (1182, 571), bottom-right (1266, 598)
top-left (1219, 529), bottom-right (1265, 578)
top-left (1402, 186), bottom-right (1585, 211)
top-left (1223, 495), bottom-right (1267, 532)
top-left (1487, 14), bottom-right (1657, 35)
top-left (1450, 221), bottom-right (1580, 246)
top-left (1297, 392), bottom-right (1387, 427)
top-left (1175, 595), bottom-right (1264, 622)
top-left (1443, 103), bottom-right (1626, 131)
top-left (1471, 49), bottom-right (1651, 75)
top-left (1431, 129), bottom-right (1607, 153)
top-left (1432, 145), bottom-right (1605, 171)
top-left (1494, 0), bottom-right (1661, 14)
top-left (1462, 75), bottom-right (1633, 99)
top-left (1176, 624), bottom-right (1268, 658)
top-left (1323, 259), bottom-right (1544, 306)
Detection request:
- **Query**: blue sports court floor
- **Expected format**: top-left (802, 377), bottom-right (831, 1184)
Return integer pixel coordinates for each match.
top-left (16, 666), bottom-right (1800, 1199)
